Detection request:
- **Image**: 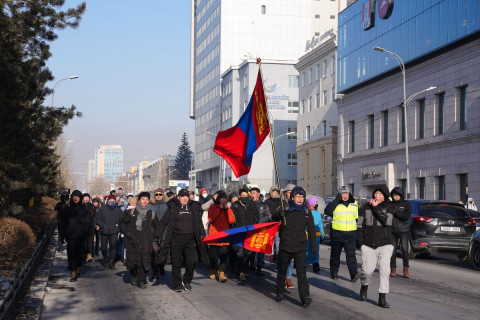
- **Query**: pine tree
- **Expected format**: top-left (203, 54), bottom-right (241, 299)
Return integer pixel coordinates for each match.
top-left (173, 133), bottom-right (192, 180)
top-left (0, 1), bottom-right (86, 216)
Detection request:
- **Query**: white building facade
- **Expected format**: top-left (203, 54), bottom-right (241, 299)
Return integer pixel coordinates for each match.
top-left (190, 0), bottom-right (347, 191)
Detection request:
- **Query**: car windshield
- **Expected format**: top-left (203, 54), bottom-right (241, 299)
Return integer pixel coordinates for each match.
top-left (420, 205), bottom-right (469, 218)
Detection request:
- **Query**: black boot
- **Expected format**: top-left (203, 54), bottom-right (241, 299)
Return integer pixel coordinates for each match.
top-left (312, 263), bottom-right (320, 273)
top-left (130, 269), bottom-right (137, 286)
top-left (378, 293), bottom-right (390, 308)
top-left (256, 265), bottom-right (263, 276)
top-left (108, 260), bottom-right (115, 270)
top-left (360, 285), bottom-right (368, 301)
top-left (103, 256), bottom-right (108, 267)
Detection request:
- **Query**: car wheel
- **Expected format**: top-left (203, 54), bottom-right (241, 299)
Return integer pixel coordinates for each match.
top-left (470, 241), bottom-right (480, 270)
top-left (457, 253), bottom-right (469, 263)
top-left (407, 241), bottom-right (416, 259)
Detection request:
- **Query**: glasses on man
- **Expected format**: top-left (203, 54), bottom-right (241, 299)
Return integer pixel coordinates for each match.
top-left (155, 193), bottom-right (163, 196)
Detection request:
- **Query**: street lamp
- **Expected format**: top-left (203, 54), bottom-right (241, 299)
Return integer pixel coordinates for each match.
top-left (51, 75), bottom-right (79, 108)
top-left (373, 46), bottom-right (436, 199)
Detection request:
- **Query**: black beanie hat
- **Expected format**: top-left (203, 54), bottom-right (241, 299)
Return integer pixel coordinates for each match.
top-left (290, 186), bottom-right (306, 200)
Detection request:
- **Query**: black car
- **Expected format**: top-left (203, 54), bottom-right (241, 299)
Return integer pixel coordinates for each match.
top-left (469, 227), bottom-right (480, 270)
top-left (408, 200), bottom-right (477, 261)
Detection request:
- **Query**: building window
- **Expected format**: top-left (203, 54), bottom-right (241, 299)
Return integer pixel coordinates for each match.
top-left (308, 68), bottom-right (312, 85)
top-left (330, 15), bottom-right (335, 19)
top-left (288, 75), bottom-right (299, 87)
top-left (418, 177), bottom-right (426, 199)
top-left (323, 120), bottom-right (327, 136)
top-left (459, 86), bottom-right (468, 130)
top-left (436, 93), bottom-right (445, 135)
top-left (301, 99), bottom-right (306, 114)
top-left (315, 14), bottom-right (320, 19)
top-left (288, 101), bottom-right (299, 113)
top-left (301, 72), bottom-right (305, 87)
top-left (459, 174), bottom-right (468, 203)
top-left (323, 60), bottom-right (327, 77)
top-left (331, 55), bottom-right (335, 74)
top-left (316, 93), bottom-right (320, 109)
top-left (287, 127), bottom-right (297, 140)
top-left (400, 179), bottom-right (407, 196)
top-left (288, 153), bottom-right (297, 166)
top-left (348, 183), bottom-right (354, 196)
top-left (382, 110), bottom-right (388, 146)
top-left (243, 73), bottom-right (248, 89)
top-left (417, 99), bottom-right (425, 139)
top-left (367, 114), bottom-right (374, 149)
top-left (261, 5), bottom-right (266, 14)
top-left (316, 64), bottom-right (320, 81)
top-left (305, 126), bottom-right (311, 141)
top-left (322, 90), bottom-right (327, 106)
top-left (349, 120), bottom-right (355, 153)
top-left (437, 175), bottom-right (445, 200)
top-left (308, 96), bottom-right (312, 112)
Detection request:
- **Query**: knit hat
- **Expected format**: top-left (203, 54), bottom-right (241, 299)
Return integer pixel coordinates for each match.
top-left (308, 197), bottom-right (318, 207)
top-left (155, 188), bottom-right (164, 194)
top-left (107, 194), bottom-right (116, 201)
top-left (338, 186), bottom-right (350, 194)
top-left (178, 189), bottom-right (189, 197)
top-left (82, 193), bottom-right (91, 199)
top-left (71, 190), bottom-right (83, 199)
top-left (200, 188), bottom-right (208, 195)
top-left (283, 183), bottom-right (296, 193)
top-left (290, 186), bottom-right (306, 200)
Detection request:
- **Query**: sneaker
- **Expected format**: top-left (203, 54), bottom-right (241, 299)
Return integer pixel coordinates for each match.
top-left (184, 283), bottom-right (192, 291)
top-left (285, 279), bottom-right (295, 289)
top-left (276, 294), bottom-right (285, 302)
top-left (302, 296), bottom-right (312, 308)
top-left (174, 286), bottom-right (183, 292)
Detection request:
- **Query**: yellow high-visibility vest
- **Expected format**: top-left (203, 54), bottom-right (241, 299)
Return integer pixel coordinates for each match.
top-left (332, 202), bottom-right (358, 231)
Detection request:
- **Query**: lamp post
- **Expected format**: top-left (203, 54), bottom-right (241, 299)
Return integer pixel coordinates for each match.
top-left (373, 46), bottom-right (436, 199)
top-left (51, 75), bottom-right (79, 108)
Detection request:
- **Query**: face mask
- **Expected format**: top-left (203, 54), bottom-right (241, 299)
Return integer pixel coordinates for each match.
top-left (202, 193), bottom-right (208, 198)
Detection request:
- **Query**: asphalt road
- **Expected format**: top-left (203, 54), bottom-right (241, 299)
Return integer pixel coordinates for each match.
top-left (41, 245), bottom-right (480, 320)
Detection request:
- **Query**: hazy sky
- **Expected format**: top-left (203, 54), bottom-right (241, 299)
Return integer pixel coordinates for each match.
top-left (48, 1), bottom-right (193, 179)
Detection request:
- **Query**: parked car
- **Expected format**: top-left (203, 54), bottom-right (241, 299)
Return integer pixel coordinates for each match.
top-left (466, 209), bottom-right (480, 231)
top-left (408, 200), bottom-right (477, 261)
top-left (469, 227), bottom-right (480, 270)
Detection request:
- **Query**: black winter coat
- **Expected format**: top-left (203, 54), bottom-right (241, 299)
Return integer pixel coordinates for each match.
top-left (120, 208), bottom-right (161, 270)
top-left (390, 187), bottom-right (412, 234)
top-left (265, 197), bottom-right (282, 217)
top-left (358, 201), bottom-right (394, 249)
top-left (231, 197), bottom-right (259, 228)
top-left (62, 201), bottom-right (93, 240)
top-left (157, 199), bottom-right (209, 266)
top-left (272, 204), bottom-right (317, 254)
top-left (95, 205), bottom-right (123, 235)
top-left (256, 200), bottom-right (271, 223)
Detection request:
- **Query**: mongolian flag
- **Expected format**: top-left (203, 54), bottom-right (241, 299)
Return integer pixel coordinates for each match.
top-left (202, 222), bottom-right (281, 254)
top-left (213, 68), bottom-right (270, 177)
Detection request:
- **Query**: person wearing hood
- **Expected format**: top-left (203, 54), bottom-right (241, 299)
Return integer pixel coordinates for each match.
top-left (231, 188), bottom-right (260, 282)
top-left (199, 188), bottom-right (214, 233)
top-left (357, 185), bottom-right (395, 308)
top-left (324, 186), bottom-right (360, 282)
top-left (307, 197), bottom-right (324, 273)
top-left (157, 189), bottom-right (209, 292)
top-left (466, 198), bottom-right (477, 211)
top-left (272, 186), bottom-right (317, 308)
top-left (95, 194), bottom-right (124, 269)
top-left (82, 193), bottom-right (96, 262)
top-left (207, 190), bottom-right (236, 282)
top-left (55, 191), bottom-right (69, 252)
top-left (91, 197), bottom-right (102, 256)
top-left (61, 190), bottom-right (93, 282)
top-left (120, 192), bottom-right (161, 289)
top-left (389, 187), bottom-right (412, 278)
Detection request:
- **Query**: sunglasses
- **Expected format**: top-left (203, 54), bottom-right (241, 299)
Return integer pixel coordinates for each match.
top-left (155, 193), bottom-right (163, 196)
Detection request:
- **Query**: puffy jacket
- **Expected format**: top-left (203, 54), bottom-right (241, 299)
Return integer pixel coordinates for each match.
top-left (272, 203), bottom-right (317, 254)
top-left (63, 200), bottom-right (93, 240)
top-left (95, 204), bottom-right (123, 235)
top-left (208, 203), bottom-right (235, 246)
top-left (255, 199), bottom-right (271, 223)
top-left (389, 187), bottom-right (412, 234)
top-left (357, 186), bottom-right (394, 249)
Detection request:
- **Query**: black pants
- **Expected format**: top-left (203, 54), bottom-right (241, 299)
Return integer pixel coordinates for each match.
top-left (94, 230), bottom-right (100, 254)
top-left (67, 237), bottom-right (86, 270)
top-left (171, 233), bottom-right (198, 287)
top-left (130, 265), bottom-right (147, 284)
top-left (276, 250), bottom-right (309, 302)
top-left (390, 232), bottom-right (410, 268)
top-left (234, 247), bottom-right (247, 274)
top-left (330, 239), bottom-right (358, 278)
top-left (101, 234), bottom-right (118, 263)
top-left (86, 232), bottom-right (94, 255)
top-left (209, 245), bottom-right (228, 272)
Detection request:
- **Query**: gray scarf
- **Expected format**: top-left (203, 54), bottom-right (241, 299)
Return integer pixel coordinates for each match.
top-left (135, 203), bottom-right (150, 231)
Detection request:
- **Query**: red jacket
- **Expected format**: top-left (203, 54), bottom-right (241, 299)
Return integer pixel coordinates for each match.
top-left (208, 203), bottom-right (235, 246)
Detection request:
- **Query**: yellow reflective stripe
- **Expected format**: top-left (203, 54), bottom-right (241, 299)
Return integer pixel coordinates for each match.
top-left (332, 220), bottom-right (357, 225)
top-left (333, 210), bottom-right (357, 216)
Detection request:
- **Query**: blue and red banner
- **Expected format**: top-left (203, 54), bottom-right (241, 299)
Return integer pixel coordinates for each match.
top-left (202, 222), bottom-right (280, 254)
top-left (213, 69), bottom-right (270, 177)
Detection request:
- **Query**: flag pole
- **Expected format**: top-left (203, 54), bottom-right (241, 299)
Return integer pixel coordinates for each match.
top-left (257, 58), bottom-right (286, 224)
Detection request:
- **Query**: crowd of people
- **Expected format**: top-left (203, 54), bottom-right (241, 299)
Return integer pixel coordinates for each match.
top-left (54, 183), bottom-right (414, 309)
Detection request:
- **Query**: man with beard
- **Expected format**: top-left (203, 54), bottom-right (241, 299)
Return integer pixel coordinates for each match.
top-left (61, 190), bottom-right (93, 282)
top-left (120, 192), bottom-right (161, 289)
top-left (230, 188), bottom-right (260, 281)
top-left (157, 189), bottom-right (209, 292)
top-left (95, 194), bottom-right (124, 269)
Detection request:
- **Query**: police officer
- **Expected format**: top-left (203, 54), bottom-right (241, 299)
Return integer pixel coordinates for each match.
top-left (324, 186), bottom-right (360, 282)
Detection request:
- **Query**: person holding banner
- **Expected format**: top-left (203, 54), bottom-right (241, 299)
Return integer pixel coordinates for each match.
top-left (272, 186), bottom-right (317, 308)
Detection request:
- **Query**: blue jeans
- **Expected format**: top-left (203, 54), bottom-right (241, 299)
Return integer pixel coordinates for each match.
top-left (286, 259), bottom-right (294, 279)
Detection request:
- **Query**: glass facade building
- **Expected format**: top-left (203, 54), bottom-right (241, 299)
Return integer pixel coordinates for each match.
top-left (338, 0), bottom-right (480, 92)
